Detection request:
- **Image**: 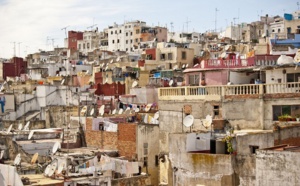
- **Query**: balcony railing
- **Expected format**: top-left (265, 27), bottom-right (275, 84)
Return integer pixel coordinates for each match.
top-left (202, 59), bottom-right (255, 69)
top-left (158, 82), bottom-right (300, 100)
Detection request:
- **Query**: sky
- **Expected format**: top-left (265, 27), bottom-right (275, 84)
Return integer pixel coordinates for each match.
top-left (0, 0), bottom-right (297, 58)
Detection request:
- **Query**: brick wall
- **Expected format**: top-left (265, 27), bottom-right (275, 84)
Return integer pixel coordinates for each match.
top-left (118, 123), bottom-right (137, 160)
top-left (85, 118), bottom-right (118, 150)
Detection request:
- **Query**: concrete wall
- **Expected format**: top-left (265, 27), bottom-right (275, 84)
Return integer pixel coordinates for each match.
top-left (137, 124), bottom-right (159, 186)
top-left (130, 87), bottom-right (158, 104)
top-left (256, 149), bottom-right (300, 186)
top-left (169, 134), bottom-right (235, 186)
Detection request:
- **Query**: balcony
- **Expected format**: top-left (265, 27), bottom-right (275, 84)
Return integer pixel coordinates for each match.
top-left (202, 58), bottom-right (255, 69)
top-left (158, 82), bottom-right (300, 101)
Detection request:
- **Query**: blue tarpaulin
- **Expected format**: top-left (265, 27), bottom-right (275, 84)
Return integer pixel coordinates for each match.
top-left (284, 13), bottom-right (293, 21)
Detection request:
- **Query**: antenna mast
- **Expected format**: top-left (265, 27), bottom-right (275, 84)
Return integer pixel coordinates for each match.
top-left (61, 26), bottom-right (69, 38)
top-left (185, 17), bottom-right (191, 33)
top-left (215, 8), bottom-right (219, 32)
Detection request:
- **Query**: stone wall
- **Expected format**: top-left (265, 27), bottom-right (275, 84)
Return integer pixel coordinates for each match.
top-left (256, 149), bottom-right (300, 186)
top-left (118, 123), bottom-right (137, 159)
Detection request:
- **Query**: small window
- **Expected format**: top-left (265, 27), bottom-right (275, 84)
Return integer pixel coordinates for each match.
top-left (168, 53), bottom-right (173, 60)
top-left (126, 32), bottom-right (128, 36)
top-left (136, 29), bottom-right (140, 34)
top-left (112, 40), bottom-right (115, 44)
top-left (160, 54), bottom-right (166, 60)
top-left (117, 39), bottom-right (119, 43)
top-left (182, 51), bottom-right (186, 60)
top-left (126, 40), bottom-right (128, 44)
top-left (119, 30), bottom-right (122, 33)
top-left (115, 30), bottom-right (117, 34)
top-left (249, 145), bottom-right (259, 154)
top-left (135, 38), bottom-right (138, 42)
top-left (131, 32), bottom-right (133, 36)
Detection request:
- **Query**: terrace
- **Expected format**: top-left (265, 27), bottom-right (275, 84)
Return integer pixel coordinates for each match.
top-left (158, 82), bottom-right (300, 101)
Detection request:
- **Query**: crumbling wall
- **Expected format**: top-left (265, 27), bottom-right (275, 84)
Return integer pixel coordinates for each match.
top-left (256, 150), bottom-right (300, 186)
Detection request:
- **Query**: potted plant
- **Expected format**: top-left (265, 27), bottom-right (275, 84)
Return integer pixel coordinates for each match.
top-left (296, 114), bottom-right (300, 122)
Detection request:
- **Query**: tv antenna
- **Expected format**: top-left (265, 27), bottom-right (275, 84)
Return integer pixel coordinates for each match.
top-left (215, 8), bottom-right (219, 32)
top-left (185, 17), bottom-right (191, 33)
top-left (87, 24), bottom-right (97, 30)
top-left (298, 2), bottom-right (300, 10)
top-left (61, 26), bottom-right (69, 38)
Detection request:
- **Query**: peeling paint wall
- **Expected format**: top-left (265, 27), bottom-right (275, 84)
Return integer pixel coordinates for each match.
top-left (169, 134), bottom-right (235, 186)
top-left (256, 150), bottom-right (300, 186)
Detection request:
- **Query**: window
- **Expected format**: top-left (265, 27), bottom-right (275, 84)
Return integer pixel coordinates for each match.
top-left (273, 105), bottom-right (300, 120)
top-left (135, 38), bottom-right (138, 42)
top-left (136, 29), bottom-right (140, 34)
top-left (126, 48), bottom-right (128, 51)
top-left (160, 54), bottom-right (166, 60)
top-left (287, 27), bottom-right (291, 34)
top-left (117, 39), bottom-right (120, 43)
top-left (78, 44), bottom-right (81, 49)
top-left (144, 143), bottom-right (148, 155)
top-left (249, 145), bottom-right (259, 154)
top-left (189, 74), bottom-right (199, 86)
top-left (130, 39), bottom-right (133, 43)
top-left (119, 30), bottom-right (122, 33)
top-left (140, 38), bottom-right (143, 42)
top-left (272, 29), bottom-right (275, 33)
top-left (83, 43), bottom-right (85, 49)
top-left (87, 43), bottom-right (90, 49)
top-left (112, 40), bottom-right (115, 44)
top-left (287, 73), bottom-right (300, 82)
top-left (131, 32), bottom-right (133, 36)
top-left (126, 32), bottom-right (128, 36)
top-left (278, 28), bottom-right (281, 33)
top-left (182, 51), bottom-right (187, 60)
top-left (168, 53), bottom-right (173, 60)
top-left (213, 105), bottom-right (220, 117)
top-left (126, 40), bottom-right (128, 44)
top-left (115, 30), bottom-right (117, 34)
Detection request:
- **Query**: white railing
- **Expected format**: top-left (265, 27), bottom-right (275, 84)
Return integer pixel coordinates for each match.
top-left (265, 82), bottom-right (300, 94)
top-left (224, 84), bottom-right (260, 95)
top-left (158, 82), bottom-right (300, 100)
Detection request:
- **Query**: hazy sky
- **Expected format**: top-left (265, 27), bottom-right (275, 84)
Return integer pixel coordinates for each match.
top-left (0, 0), bottom-right (296, 58)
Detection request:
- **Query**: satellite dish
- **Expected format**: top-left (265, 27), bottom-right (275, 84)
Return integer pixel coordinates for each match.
top-left (203, 114), bottom-right (213, 128)
top-left (105, 66), bottom-right (108, 71)
top-left (31, 153), bottom-right (39, 164)
top-left (13, 153), bottom-right (21, 166)
top-left (48, 161), bottom-right (58, 177)
top-left (24, 121), bottom-right (30, 131)
top-left (169, 80), bottom-right (174, 87)
top-left (85, 70), bottom-right (89, 75)
top-left (18, 123), bottom-right (23, 130)
top-left (44, 164), bottom-right (51, 176)
top-left (132, 81), bottom-right (138, 88)
top-left (154, 111), bottom-right (159, 120)
top-left (182, 64), bottom-right (186, 68)
top-left (225, 45), bottom-right (230, 51)
top-left (124, 109), bottom-right (130, 115)
top-left (118, 108), bottom-right (124, 114)
top-left (61, 79), bottom-right (65, 85)
top-left (183, 115), bottom-right (194, 127)
top-left (110, 59), bottom-right (114, 63)
top-left (0, 150), bottom-right (4, 160)
top-left (144, 114), bottom-right (148, 123)
top-left (173, 65), bottom-right (178, 70)
top-left (126, 107), bottom-right (130, 111)
top-left (90, 108), bottom-right (94, 116)
top-left (112, 109), bottom-right (117, 115)
top-left (99, 109), bottom-right (104, 116)
top-left (135, 108), bottom-right (140, 112)
top-left (81, 106), bottom-right (87, 115)
top-left (145, 104), bottom-right (152, 112)
top-left (57, 162), bottom-right (65, 174)
top-left (99, 105), bottom-right (105, 113)
top-left (52, 142), bottom-right (60, 154)
top-left (220, 52), bottom-right (227, 59)
top-left (116, 56), bottom-right (120, 62)
top-left (186, 64), bottom-right (189, 68)
top-left (105, 78), bottom-right (108, 83)
top-left (56, 74), bottom-right (59, 77)
top-left (7, 124), bottom-right (13, 134)
top-left (193, 63), bottom-right (199, 67)
top-left (28, 130), bottom-right (34, 140)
